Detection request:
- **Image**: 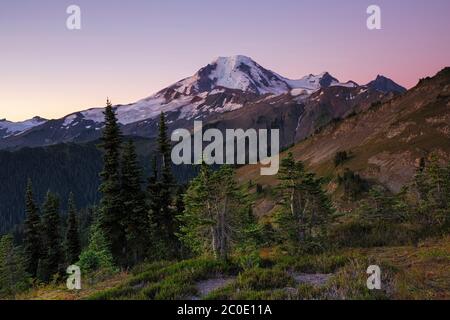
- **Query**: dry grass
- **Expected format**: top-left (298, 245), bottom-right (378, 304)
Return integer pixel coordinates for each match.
top-left (15, 272), bottom-right (129, 300)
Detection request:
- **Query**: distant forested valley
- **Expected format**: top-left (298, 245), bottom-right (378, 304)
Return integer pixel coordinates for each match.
top-left (0, 138), bottom-right (198, 236)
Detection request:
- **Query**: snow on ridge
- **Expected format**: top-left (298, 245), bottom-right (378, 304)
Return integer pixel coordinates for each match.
top-left (285, 73), bottom-right (358, 95)
top-left (290, 88), bottom-right (310, 96)
top-left (73, 94), bottom-right (206, 126)
top-left (80, 108), bottom-right (107, 124)
top-left (62, 114), bottom-right (77, 127)
top-left (330, 81), bottom-right (358, 88)
top-left (117, 95), bottom-right (190, 124)
top-left (173, 75), bottom-right (200, 95)
top-left (0, 117), bottom-right (47, 136)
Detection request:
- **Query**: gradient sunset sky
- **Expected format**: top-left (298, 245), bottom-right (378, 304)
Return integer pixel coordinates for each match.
top-left (1, 0), bottom-right (449, 121)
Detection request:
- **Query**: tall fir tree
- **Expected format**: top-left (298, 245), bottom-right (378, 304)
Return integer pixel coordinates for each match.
top-left (65, 193), bottom-right (81, 265)
top-left (39, 191), bottom-right (63, 281)
top-left (158, 112), bottom-right (174, 183)
top-left (151, 112), bottom-right (179, 258)
top-left (158, 112), bottom-right (175, 225)
top-left (120, 140), bottom-right (150, 265)
top-left (23, 179), bottom-right (41, 278)
top-left (98, 99), bottom-right (125, 266)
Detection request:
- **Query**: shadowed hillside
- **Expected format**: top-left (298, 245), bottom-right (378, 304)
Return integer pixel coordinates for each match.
top-left (237, 68), bottom-right (450, 217)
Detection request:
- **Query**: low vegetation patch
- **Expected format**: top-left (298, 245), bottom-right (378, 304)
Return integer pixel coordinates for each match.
top-left (88, 257), bottom-right (238, 300)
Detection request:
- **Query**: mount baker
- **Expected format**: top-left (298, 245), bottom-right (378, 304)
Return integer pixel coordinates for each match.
top-left (0, 55), bottom-right (405, 150)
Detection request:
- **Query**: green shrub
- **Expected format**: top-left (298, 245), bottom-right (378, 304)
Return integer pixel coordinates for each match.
top-left (89, 257), bottom-right (237, 300)
top-left (78, 222), bottom-right (117, 275)
top-left (236, 268), bottom-right (295, 291)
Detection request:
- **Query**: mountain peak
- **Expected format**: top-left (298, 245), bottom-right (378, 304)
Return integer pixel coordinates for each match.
top-left (318, 72), bottom-right (339, 87)
top-left (172, 55), bottom-right (289, 95)
top-left (30, 116), bottom-right (47, 123)
top-left (366, 75), bottom-right (406, 94)
top-left (212, 55), bottom-right (255, 67)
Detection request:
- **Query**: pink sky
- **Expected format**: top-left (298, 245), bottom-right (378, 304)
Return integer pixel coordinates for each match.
top-left (1, 0), bottom-right (449, 121)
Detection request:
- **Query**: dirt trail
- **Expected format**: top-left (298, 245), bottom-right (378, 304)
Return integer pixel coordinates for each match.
top-left (292, 273), bottom-right (332, 287)
top-left (190, 277), bottom-right (236, 300)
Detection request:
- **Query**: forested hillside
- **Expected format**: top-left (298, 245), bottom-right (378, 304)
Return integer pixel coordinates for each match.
top-left (0, 143), bottom-right (102, 235)
top-left (0, 138), bottom-right (198, 235)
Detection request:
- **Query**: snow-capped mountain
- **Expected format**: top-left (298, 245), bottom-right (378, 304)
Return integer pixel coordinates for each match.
top-left (65, 55), bottom-right (359, 126)
top-left (0, 117), bottom-right (47, 139)
top-left (0, 55), bottom-right (404, 150)
top-left (165, 55), bottom-right (356, 97)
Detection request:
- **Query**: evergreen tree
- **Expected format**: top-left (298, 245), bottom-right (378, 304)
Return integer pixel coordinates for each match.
top-left (179, 164), bottom-right (251, 260)
top-left (98, 99), bottom-right (126, 266)
top-left (275, 153), bottom-right (307, 245)
top-left (39, 191), bottom-right (63, 282)
top-left (22, 179), bottom-right (41, 278)
top-left (120, 140), bottom-right (150, 265)
top-left (147, 156), bottom-right (164, 258)
top-left (412, 154), bottom-right (450, 229)
top-left (149, 112), bottom-right (179, 258)
top-left (275, 153), bottom-right (333, 253)
top-left (337, 169), bottom-right (369, 200)
top-left (65, 193), bottom-right (81, 265)
top-left (158, 112), bottom-right (176, 239)
top-left (78, 212), bottom-right (116, 274)
top-left (158, 112), bottom-right (174, 184)
top-left (358, 186), bottom-right (404, 223)
top-left (0, 235), bottom-right (30, 298)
